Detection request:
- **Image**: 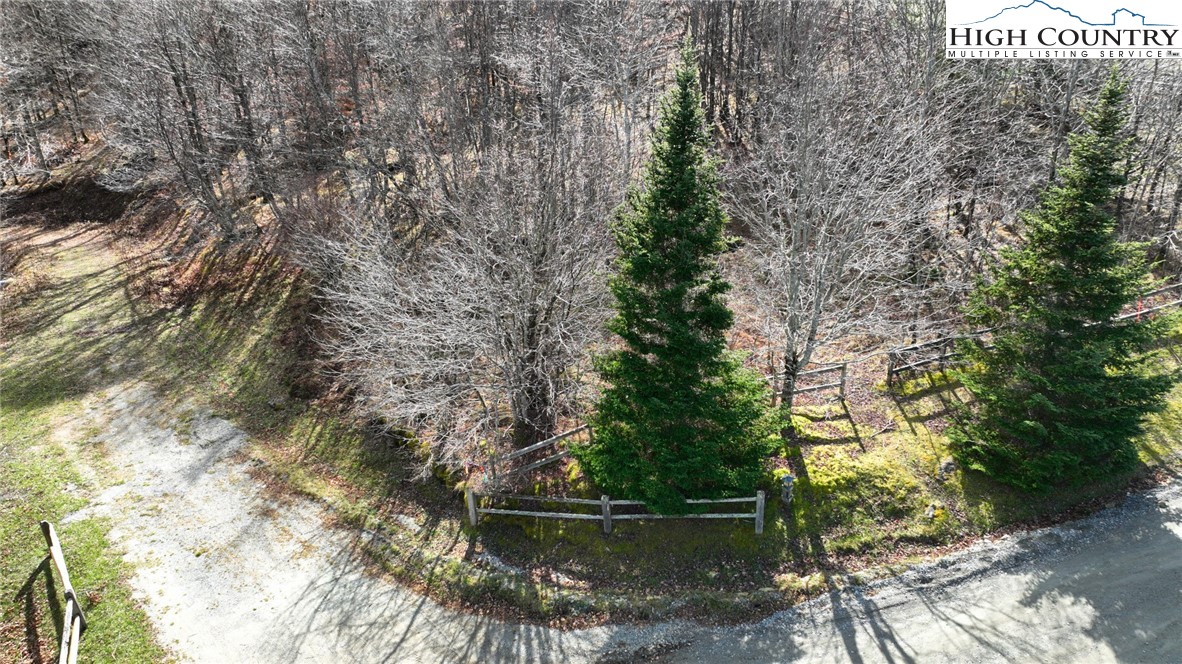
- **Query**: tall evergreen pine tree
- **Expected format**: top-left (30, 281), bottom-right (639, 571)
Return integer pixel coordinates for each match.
top-left (952, 70), bottom-right (1175, 492)
top-left (574, 45), bottom-right (776, 514)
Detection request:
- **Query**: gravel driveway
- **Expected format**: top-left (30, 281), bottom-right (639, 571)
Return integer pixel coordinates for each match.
top-left (70, 381), bottom-right (1182, 663)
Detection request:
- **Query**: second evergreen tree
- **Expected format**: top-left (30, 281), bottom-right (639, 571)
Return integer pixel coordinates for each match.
top-left (952, 71), bottom-right (1176, 492)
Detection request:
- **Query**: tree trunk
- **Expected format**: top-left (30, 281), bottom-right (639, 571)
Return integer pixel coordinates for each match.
top-left (779, 350), bottom-right (800, 447)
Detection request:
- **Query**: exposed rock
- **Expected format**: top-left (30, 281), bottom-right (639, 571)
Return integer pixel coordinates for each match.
top-left (392, 513), bottom-right (421, 534)
top-left (475, 551), bottom-right (525, 576)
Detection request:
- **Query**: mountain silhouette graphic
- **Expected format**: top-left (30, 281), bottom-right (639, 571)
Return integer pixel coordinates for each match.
top-left (963, 0), bottom-right (1171, 26)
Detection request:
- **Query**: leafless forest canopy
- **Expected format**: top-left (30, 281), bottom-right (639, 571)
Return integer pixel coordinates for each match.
top-left (5, 1), bottom-right (1182, 471)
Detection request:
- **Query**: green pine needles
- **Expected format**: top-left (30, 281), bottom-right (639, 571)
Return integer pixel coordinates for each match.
top-left (952, 70), bottom-right (1177, 492)
top-left (572, 46), bottom-right (777, 514)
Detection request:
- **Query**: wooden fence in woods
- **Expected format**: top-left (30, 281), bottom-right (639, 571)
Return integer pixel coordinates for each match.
top-left (39, 521), bottom-right (86, 664)
top-left (483, 424), bottom-right (589, 488)
top-left (885, 283), bottom-right (1182, 386)
top-left (792, 362), bottom-right (848, 398)
top-left (463, 285), bottom-right (1182, 531)
top-left (1114, 282), bottom-right (1182, 321)
top-left (766, 361), bottom-right (849, 402)
top-left (885, 334), bottom-right (985, 386)
top-left (465, 488), bottom-right (767, 534)
top-left (753, 284), bottom-right (1182, 392)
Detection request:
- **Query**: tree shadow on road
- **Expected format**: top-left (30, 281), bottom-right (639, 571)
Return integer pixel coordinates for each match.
top-left (877, 486), bottom-right (1181, 663)
top-left (1017, 490), bottom-right (1182, 662)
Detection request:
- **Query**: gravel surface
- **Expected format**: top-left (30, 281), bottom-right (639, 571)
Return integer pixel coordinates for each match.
top-left (67, 381), bottom-right (1182, 663)
top-left (661, 481), bottom-right (1182, 663)
top-left (65, 382), bottom-right (691, 662)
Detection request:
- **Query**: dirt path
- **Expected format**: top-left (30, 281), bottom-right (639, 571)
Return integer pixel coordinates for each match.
top-left (9, 222), bottom-right (1182, 662)
top-left (64, 382), bottom-right (690, 663)
top-left (0, 222), bottom-right (686, 662)
top-left (65, 378), bottom-right (1182, 663)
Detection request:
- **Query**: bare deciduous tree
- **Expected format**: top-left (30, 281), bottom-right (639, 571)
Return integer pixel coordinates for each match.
top-left (301, 19), bottom-right (622, 470)
top-left (726, 8), bottom-right (941, 414)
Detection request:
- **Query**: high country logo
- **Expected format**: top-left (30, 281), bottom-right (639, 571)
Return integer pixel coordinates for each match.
top-left (945, 0), bottom-right (1182, 59)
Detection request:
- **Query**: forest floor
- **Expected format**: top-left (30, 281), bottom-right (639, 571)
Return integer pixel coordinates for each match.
top-left (4, 163), bottom-right (1182, 661)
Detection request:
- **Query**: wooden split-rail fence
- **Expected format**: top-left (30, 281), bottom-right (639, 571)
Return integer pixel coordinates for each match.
top-left (484, 424), bottom-right (589, 488)
top-left (885, 334), bottom-right (985, 387)
top-left (763, 361), bottom-right (850, 402)
top-left (462, 285), bottom-right (1182, 533)
top-left (886, 282), bottom-right (1182, 386)
top-left (469, 424), bottom-right (766, 535)
top-left (465, 488), bottom-right (767, 534)
top-left (791, 362), bottom-right (848, 398)
top-left (1113, 282), bottom-right (1182, 321)
top-left (39, 521), bottom-right (87, 664)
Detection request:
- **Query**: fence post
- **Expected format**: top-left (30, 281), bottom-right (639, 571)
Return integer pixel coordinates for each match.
top-left (601, 495), bottom-right (612, 534)
top-left (59, 596), bottom-right (75, 664)
top-left (40, 522), bottom-right (86, 633)
top-left (839, 363), bottom-right (848, 399)
top-left (66, 603), bottom-right (81, 664)
top-left (465, 486), bottom-right (478, 526)
top-left (755, 491), bottom-right (766, 535)
top-left (886, 351), bottom-right (897, 387)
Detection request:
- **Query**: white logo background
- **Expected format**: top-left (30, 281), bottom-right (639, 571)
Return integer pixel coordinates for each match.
top-left (946, 0), bottom-right (1182, 58)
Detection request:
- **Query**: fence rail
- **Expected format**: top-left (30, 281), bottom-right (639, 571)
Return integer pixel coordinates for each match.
top-left (486, 425), bottom-right (588, 486)
top-left (498, 425), bottom-right (588, 462)
top-left (40, 521), bottom-right (86, 664)
top-left (885, 331), bottom-right (993, 386)
top-left (768, 362), bottom-right (849, 400)
top-left (1114, 297), bottom-right (1182, 321)
top-left (793, 363), bottom-right (848, 398)
top-left (465, 488), bottom-right (766, 535)
top-left (886, 287), bottom-right (1182, 386)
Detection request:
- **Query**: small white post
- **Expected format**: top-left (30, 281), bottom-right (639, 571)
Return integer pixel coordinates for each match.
top-left (465, 486), bottom-right (478, 526)
top-left (601, 495), bottom-right (612, 534)
top-left (755, 490), bottom-right (766, 535)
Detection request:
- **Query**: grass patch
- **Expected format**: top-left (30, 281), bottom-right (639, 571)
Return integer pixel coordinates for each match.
top-left (0, 403), bottom-right (167, 663)
top-left (1, 230), bottom-right (167, 662)
top-left (792, 443), bottom-right (952, 555)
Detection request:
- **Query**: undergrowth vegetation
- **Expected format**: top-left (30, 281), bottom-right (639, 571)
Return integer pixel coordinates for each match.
top-left (118, 215), bottom-right (1182, 621)
top-left (4, 0), bottom-right (1182, 649)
